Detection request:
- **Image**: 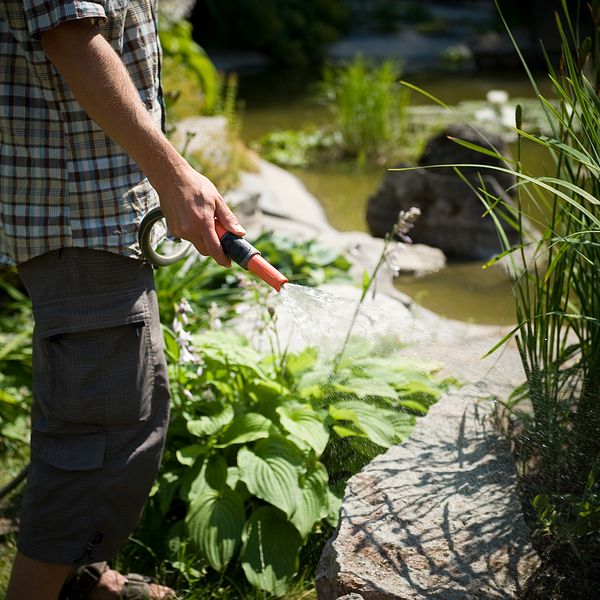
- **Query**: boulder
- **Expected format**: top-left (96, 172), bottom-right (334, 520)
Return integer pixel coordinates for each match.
top-left (315, 387), bottom-right (540, 600)
top-left (418, 125), bottom-right (515, 191)
top-left (366, 126), bottom-right (520, 260)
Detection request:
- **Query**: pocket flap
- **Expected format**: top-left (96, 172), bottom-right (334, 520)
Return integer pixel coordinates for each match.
top-left (33, 432), bottom-right (107, 471)
top-left (34, 289), bottom-right (150, 339)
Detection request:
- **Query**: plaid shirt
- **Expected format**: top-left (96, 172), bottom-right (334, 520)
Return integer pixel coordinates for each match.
top-left (0, 0), bottom-right (163, 266)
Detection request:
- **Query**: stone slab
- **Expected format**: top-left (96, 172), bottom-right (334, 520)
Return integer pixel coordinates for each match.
top-left (316, 387), bottom-right (540, 600)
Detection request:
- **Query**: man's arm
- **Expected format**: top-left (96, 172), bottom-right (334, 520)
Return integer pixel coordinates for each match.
top-left (41, 19), bottom-right (245, 266)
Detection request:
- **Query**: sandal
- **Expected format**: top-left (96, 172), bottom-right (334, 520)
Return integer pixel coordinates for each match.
top-left (59, 561), bottom-right (177, 599)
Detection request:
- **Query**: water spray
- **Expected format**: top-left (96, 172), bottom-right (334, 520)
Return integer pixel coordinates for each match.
top-left (138, 206), bottom-right (289, 292)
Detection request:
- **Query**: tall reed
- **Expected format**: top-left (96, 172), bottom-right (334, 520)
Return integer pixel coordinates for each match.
top-left (497, 0), bottom-right (600, 499)
top-left (461, 1), bottom-right (600, 561)
top-left (398, 0), bottom-right (600, 564)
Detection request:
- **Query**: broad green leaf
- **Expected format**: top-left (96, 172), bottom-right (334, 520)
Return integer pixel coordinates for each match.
top-left (187, 404), bottom-right (234, 437)
top-left (332, 424), bottom-right (367, 439)
top-left (0, 390), bottom-right (18, 404)
top-left (162, 326), bottom-right (179, 362)
top-left (150, 471), bottom-right (179, 514)
top-left (334, 378), bottom-right (397, 399)
top-left (186, 488), bottom-right (245, 571)
top-left (216, 412), bottom-right (273, 448)
top-left (237, 437), bottom-right (304, 517)
top-left (388, 412), bottom-right (417, 442)
top-left (189, 454), bottom-right (228, 499)
top-left (326, 488), bottom-right (343, 526)
top-left (393, 372), bottom-right (442, 399)
top-left (296, 365), bottom-right (333, 396)
top-left (277, 403), bottom-right (329, 456)
top-left (290, 463), bottom-right (330, 538)
top-left (246, 379), bottom-right (287, 404)
top-left (397, 398), bottom-right (429, 414)
top-left (192, 331), bottom-right (271, 379)
top-left (329, 401), bottom-right (403, 448)
top-left (176, 444), bottom-right (205, 466)
top-left (226, 466), bottom-right (240, 489)
top-left (285, 347), bottom-right (318, 376)
top-left (241, 507), bottom-right (302, 596)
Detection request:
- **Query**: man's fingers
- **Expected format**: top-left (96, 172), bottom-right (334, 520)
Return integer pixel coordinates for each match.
top-left (215, 202), bottom-right (246, 237)
top-left (200, 220), bottom-right (230, 268)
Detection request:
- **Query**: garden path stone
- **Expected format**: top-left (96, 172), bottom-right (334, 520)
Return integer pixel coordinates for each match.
top-left (315, 383), bottom-right (540, 600)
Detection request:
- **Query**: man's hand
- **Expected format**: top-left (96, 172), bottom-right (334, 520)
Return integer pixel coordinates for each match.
top-left (154, 163), bottom-right (246, 267)
top-left (41, 19), bottom-right (244, 266)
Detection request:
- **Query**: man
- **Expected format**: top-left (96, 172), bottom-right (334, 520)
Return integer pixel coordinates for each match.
top-left (1, 1), bottom-right (245, 598)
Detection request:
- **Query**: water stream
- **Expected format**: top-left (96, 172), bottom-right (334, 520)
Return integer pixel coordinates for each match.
top-left (275, 282), bottom-right (426, 362)
top-left (279, 283), bottom-right (369, 359)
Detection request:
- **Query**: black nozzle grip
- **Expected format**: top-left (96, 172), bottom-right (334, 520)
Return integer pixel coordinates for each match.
top-left (220, 232), bottom-right (260, 269)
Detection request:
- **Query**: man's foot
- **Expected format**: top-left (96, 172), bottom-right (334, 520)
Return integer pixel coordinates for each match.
top-left (89, 568), bottom-right (176, 599)
top-left (59, 562), bottom-right (177, 600)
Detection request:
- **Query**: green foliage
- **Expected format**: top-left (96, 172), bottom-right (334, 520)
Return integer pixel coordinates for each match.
top-left (404, 0), bottom-right (600, 584)
top-left (159, 17), bottom-right (254, 193)
top-left (160, 20), bottom-right (219, 117)
top-left (253, 233), bottom-right (351, 287)
top-left (197, 0), bottom-right (351, 69)
top-left (154, 230), bottom-right (351, 329)
top-left (0, 233), bottom-right (445, 598)
top-left (138, 328), bottom-right (443, 596)
top-left (125, 227), bottom-right (445, 596)
top-left (255, 129), bottom-right (342, 169)
top-left (320, 56), bottom-right (410, 161)
top-left (256, 57), bottom-right (411, 168)
top-left (0, 271), bottom-right (32, 455)
top-left (491, 0), bottom-right (600, 523)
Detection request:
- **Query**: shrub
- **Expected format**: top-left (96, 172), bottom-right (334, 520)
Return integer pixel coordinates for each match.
top-left (319, 56), bottom-right (410, 161)
top-left (192, 0), bottom-right (351, 69)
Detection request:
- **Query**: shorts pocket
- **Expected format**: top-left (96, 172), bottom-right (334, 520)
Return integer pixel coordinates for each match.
top-left (33, 290), bottom-right (155, 428)
top-left (32, 431), bottom-right (107, 471)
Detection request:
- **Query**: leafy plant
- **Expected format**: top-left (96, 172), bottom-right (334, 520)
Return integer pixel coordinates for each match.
top-left (255, 128), bottom-right (342, 169)
top-left (255, 57), bottom-right (412, 169)
top-left (154, 230), bottom-right (352, 329)
top-left (137, 325), bottom-right (443, 596)
top-left (0, 271), bottom-right (32, 456)
top-left (486, 0), bottom-right (600, 518)
top-left (123, 223), bottom-right (446, 596)
top-left (320, 56), bottom-right (410, 161)
top-left (160, 19), bottom-right (219, 117)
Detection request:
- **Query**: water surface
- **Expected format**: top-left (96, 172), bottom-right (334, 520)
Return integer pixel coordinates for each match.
top-left (239, 69), bottom-right (552, 324)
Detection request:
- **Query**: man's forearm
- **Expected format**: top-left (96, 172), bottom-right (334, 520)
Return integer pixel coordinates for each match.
top-left (41, 20), bottom-right (180, 187)
top-left (40, 19), bottom-right (245, 266)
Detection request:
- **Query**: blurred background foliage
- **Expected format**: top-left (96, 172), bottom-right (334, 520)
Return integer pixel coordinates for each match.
top-left (191, 0), bottom-right (352, 69)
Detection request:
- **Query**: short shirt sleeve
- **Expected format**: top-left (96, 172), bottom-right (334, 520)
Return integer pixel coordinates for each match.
top-left (23, 1), bottom-right (107, 39)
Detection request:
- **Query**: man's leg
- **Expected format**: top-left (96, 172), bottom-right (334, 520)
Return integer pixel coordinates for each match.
top-left (12, 249), bottom-right (172, 599)
top-left (6, 551), bottom-right (71, 600)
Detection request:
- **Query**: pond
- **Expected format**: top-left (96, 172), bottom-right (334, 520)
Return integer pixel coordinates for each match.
top-left (238, 69), bottom-right (553, 325)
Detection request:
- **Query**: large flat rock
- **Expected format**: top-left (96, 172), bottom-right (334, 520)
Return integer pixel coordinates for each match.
top-left (316, 386), bottom-right (540, 600)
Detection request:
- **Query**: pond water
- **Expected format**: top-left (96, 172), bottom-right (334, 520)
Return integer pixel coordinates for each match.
top-left (238, 69), bottom-right (553, 325)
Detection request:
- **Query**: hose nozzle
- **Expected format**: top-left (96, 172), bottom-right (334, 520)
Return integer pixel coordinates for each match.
top-left (139, 207), bottom-right (288, 291)
top-left (215, 222), bottom-right (288, 292)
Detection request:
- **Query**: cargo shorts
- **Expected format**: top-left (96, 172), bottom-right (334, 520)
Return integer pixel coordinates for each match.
top-left (16, 248), bottom-right (170, 565)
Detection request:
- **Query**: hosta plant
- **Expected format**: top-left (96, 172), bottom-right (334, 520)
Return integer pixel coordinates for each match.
top-left (138, 328), bottom-right (445, 596)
